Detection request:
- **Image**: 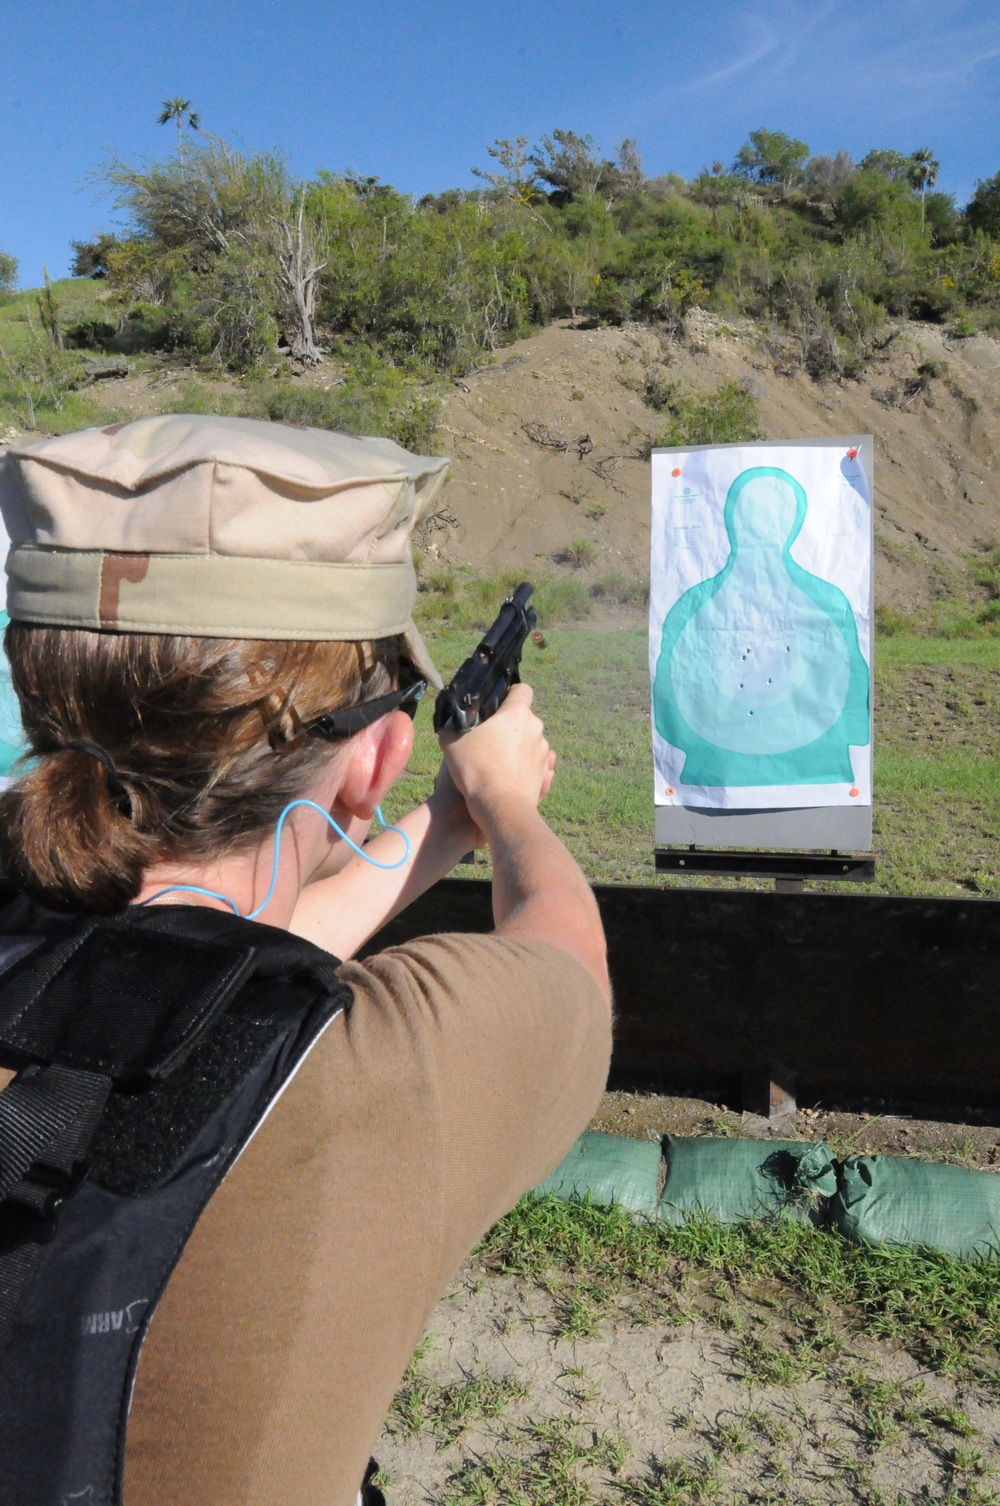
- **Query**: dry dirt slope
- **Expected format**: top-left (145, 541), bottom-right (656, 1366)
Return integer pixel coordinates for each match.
top-left (424, 315), bottom-right (1000, 612)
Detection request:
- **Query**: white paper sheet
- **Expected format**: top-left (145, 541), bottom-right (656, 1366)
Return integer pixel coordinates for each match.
top-left (650, 443), bottom-right (872, 811)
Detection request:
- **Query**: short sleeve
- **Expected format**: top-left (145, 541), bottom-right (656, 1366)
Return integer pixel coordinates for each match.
top-left (338, 934), bottom-right (611, 1280)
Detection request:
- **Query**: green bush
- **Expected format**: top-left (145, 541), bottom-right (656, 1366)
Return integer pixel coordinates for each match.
top-left (874, 603), bottom-right (914, 638)
top-left (966, 171), bottom-right (1000, 237)
top-left (640, 379), bottom-right (763, 455)
top-left (240, 365), bottom-right (440, 452)
top-left (558, 536), bottom-right (597, 569)
top-left (157, 359), bottom-right (441, 453)
top-left (0, 252), bottom-right (18, 304)
top-left (591, 571), bottom-right (649, 608)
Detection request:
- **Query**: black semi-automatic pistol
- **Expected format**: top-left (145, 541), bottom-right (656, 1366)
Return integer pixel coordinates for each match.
top-left (433, 582), bottom-right (537, 734)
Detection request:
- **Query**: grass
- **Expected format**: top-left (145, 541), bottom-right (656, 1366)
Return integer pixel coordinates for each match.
top-left (875, 583), bottom-right (1000, 641)
top-left (384, 623), bottom-right (1000, 896)
top-left (441, 1414), bottom-right (629, 1506)
top-left (0, 276), bottom-right (110, 353)
top-left (477, 1194), bottom-right (1000, 1381)
top-left (388, 1191), bottom-right (1000, 1503)
top-left (390, 1367), bottom-right (529, 1447)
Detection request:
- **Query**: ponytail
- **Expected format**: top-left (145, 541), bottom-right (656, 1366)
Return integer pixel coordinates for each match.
top-left (0, 748), bottom-right (153, 914)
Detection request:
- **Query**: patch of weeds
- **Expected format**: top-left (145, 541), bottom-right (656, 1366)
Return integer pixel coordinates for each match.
top-left (797, 1311), bottom-right (844, 1361)
top-left (560, 483), bottom-right (591, 507)
top-left (622, 1454), bottom-right (722, 1504)
top-left (930, 1402), bottom-right (979, 1438)
top-left (558, 536), bottom-right (598, 569)
top-left (842, 1369), bottom-right (911, 1447)
top-left (709, 1293), bottom-right (747, 1334)
top-left (570, 388), bottom-right (585, 400)
top-left (389, 1363), bottom-right (527, 1446)
top-left (931, 1137), bottom-right (982, 1169)
top-left (758, 1411), bottom-right (792, 1447)
top-left (0, 329), bottom-right (117, 434)
top-left (734, 1330), bottom-right (820, 1387)
top-left (390, 1371), bottom-right (436, 1437)
top-left (441, 1414), bottom-right (626, 1506)
top-left (875, 603), bottom-right (918, 638)
top-left (590, 570), bottom-right (648, 607)
top-left (560, 1366), bottom-right (600, 1405)
top-left (415, 566), bottom-right (646, 634)
top-left (553, 1289), bottom-right (604, 1341)
top-left (642, 366), bottom-right (678, 412)
top-left (435, 1374), bottom-right (530, 1443)
top-left (240, 359), bottom-right (441, 452)
top-left (584, 499), bottom-right (608, 520)
top-left (159, 375), bottom-right (240, 416)
top-left (415, 568), bottom-right (593, 630)
top-left (950, 1442), bottom-right (996, 1480)
top-left (713, 1413), bottom-right (758, 1455)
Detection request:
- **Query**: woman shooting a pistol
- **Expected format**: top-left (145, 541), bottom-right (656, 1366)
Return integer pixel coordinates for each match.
top-left (0, 415), bottom-right (610, 1506)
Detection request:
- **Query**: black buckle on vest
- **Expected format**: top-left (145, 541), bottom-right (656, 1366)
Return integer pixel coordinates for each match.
top-left (4, 1159), bottom-right (90, 1242)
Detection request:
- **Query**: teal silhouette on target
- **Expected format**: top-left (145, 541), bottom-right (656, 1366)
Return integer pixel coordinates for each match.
top-left (654, 465), bottom-right (869, 788)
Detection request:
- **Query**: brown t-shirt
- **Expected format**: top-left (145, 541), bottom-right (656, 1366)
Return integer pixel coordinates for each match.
top-left (120, 932), bottom-right (611, 1506)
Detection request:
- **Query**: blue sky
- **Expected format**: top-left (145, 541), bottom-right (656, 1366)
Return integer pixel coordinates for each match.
top-left (3, 0), bottom-right (999, 286)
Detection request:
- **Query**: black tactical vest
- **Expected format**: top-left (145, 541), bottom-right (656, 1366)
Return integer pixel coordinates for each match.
top-left (0, 888), bottom-right (353, 1506)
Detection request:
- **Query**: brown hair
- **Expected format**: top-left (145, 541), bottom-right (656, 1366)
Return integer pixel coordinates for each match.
top-left (0, 625), bottom-right (408, 914)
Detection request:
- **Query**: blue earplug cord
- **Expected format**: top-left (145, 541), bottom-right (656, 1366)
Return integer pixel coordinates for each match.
top-left (138, 800), bottom-right (410, 919)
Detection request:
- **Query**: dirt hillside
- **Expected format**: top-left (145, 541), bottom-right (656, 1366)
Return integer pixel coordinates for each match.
top-left (427, 314), bottom-right (1000, 611)
top-left (5, 312), bottom-right (998, 614)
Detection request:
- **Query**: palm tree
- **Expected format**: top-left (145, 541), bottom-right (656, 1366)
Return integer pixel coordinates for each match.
top-left (157, 98), bottom-right (200, 157)
top-left (908, 148), bottom-right (939, 222)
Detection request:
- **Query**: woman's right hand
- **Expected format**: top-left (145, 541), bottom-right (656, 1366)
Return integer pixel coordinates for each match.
top-left (439, 683), bottom-right (556, 829)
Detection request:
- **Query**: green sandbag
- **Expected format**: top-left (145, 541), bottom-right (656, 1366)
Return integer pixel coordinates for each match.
top-left (533, 1131), bottom-right (662, 1217)
top-left (831, 1154), bottom-right (1000, 1260)
top-left (659, 1136), bottom-right (838, 1227)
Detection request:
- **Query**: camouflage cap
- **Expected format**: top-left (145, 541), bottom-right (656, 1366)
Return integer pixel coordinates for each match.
top-left (0, 413), bottom-right (449, 686)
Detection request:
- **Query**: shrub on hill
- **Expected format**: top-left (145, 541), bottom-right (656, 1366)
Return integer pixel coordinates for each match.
top-left (0, 253), bottom-right (17, 304)
top-left (967, 172), bottom-right (1000, 238)
top-left (46, 126), bottom-right (1000, 425)
top-left (638, 380), bottom-right (763, 456)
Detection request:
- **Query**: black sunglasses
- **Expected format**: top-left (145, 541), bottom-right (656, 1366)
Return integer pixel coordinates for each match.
top-left (307, 678), bottom-right (427, 741)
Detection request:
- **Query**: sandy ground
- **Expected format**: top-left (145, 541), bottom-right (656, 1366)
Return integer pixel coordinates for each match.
top-left (376, 1262), bottom-right (1000, 1505)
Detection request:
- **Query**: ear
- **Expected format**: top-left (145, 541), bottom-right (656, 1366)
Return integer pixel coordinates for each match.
top-left (335, 711), bottom-right (414, 821)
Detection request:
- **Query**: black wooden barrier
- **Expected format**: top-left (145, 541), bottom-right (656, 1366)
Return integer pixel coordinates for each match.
top-left (365, 879), bottom-right (1000, 1117)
